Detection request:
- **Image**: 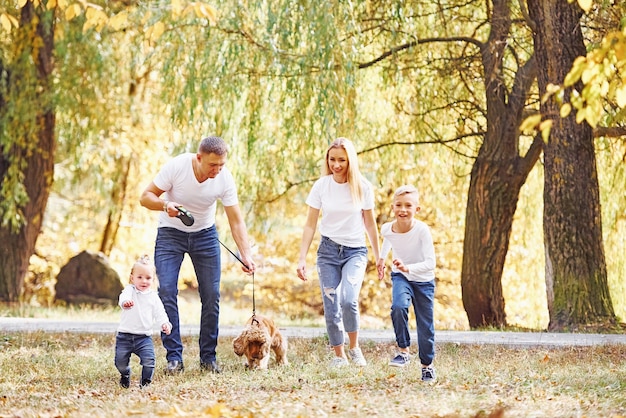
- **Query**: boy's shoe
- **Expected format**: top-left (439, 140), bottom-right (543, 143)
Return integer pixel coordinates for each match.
top-left (421, 365), bottom-right (436, 382)
top-left (119, 375), bottom-right (130, 388)
top-left (348, 347), bottom-right (367, 366)
top-left (329, 356), bottom-right (349, 368)
top-left (388, 352), bottom-right (410, 367)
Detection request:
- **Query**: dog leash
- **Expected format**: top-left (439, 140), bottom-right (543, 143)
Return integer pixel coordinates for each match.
top-left (218, 238), bottom-right (257, 321)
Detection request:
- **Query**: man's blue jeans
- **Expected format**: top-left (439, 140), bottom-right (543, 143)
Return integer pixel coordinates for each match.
top-left (390, 272), bottom-right (436, 366)
top-left (316, 236), bottom-right (368, 347)
top-left (155, 225), bottom-right (221, 364)
top-left (114, 332), bottom-right (155, 382)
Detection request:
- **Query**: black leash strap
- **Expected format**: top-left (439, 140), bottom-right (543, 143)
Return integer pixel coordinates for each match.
top-left (218, 238), bottom-right (256, 318)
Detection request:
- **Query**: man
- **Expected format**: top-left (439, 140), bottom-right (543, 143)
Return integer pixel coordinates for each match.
top-left (140, 136), bottom-right (255, 374)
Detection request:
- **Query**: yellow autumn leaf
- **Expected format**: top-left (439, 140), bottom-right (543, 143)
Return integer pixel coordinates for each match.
top-left (65, 3), bottom-right (82, 21)
top-left (194, 3), bottom-right (218, 23)
top-left (148, 21), bottom-right (165, 43)
top-left (171, 0), bottom-right (182, 19)
top-left (539, 119), bottom-right (553, 144)
top-left (47, 0), bottom-right (57, 10)
top-left (18, 0), bottom-right (28, 8)
top-left (519, 114), bottom-right (542, 133)
top-left (615, 84), bottom-right (626, 108)
top-left (109, 11), bottom-right (128, 31)
top-left (578, 0), bottom-right (592, 13)
top-left (0, 14), bottom-right (11, 32)
top-left (560, 103), bottom-right (572, 118)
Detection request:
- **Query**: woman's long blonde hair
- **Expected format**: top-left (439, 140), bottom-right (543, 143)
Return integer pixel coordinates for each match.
top-left (322, 137), bottom-right (363, 206)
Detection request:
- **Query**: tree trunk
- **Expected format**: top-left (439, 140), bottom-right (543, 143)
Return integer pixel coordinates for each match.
top-left (0, 3), bottom-right (55, 301)
top-left (461, 0), bottom-right (542, 328)
top-left (528, 0), bottom-right (616, 330)
top-left (100, 155), bottom-right (132, 256)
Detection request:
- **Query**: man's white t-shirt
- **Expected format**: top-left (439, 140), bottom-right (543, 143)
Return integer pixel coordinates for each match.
top-left (153, 153), bottom-right (238, 232)
top-left (306, 175), bottom-right (374, 248)
top-left (380, 220), bottom-right (436, 282)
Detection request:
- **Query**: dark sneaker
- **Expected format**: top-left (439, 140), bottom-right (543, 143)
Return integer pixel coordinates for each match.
top-left (389, 352), bottom-right (410, 367)
top-left (166, 360), bottom-right (184, 374)
top-left (140, 378), bottom-right (151, 388)
top-left (119, 374), bottom-right (130, 388)
top-left (200, 360), bottom-right (222, 374)
top-left (421, 365), bottom-right (436, 382)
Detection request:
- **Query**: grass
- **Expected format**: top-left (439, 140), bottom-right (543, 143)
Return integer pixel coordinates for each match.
top-left (0, 331), bottom-right (625, 418)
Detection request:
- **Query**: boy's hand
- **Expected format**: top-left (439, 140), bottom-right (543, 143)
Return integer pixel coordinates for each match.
top-left (392, 258), bottom-right (409, 273)
top-left (376, 259), bottom-right (386, 280)
top-left (162, 323), bottom-right (172, 335)
top-left (122, 300), bottom-right (134, 309)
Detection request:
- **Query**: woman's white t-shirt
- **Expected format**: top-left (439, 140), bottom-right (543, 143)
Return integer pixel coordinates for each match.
top-left (306, 175), bottom-right (374, 248)
top-left (153, 153), bottom-right (238, 232)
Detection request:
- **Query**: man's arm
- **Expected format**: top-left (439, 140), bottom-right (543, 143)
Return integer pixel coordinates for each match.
top-left (223, 204), bottom-right (256, 273)
top-left (140, 182), bottom-right (177, 217)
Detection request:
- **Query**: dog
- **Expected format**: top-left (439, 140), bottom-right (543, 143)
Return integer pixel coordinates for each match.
top-left (233, 314), bottom-right (288, 370)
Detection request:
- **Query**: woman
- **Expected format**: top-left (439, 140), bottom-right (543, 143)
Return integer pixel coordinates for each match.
top-left (297, 137), bottom-right (381, 367)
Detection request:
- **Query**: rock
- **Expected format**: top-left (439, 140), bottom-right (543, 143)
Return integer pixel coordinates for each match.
top-left (55, 250), bottom-right (123, 305)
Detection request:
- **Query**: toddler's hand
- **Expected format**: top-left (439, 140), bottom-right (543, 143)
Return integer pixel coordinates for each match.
top-left (162, 323), bottom-right (172, 335)
top-left (122, 300), bottom-right (134, 309)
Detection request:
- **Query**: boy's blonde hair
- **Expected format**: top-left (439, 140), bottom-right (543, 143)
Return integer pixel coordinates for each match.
top-left (394, 185), bottom-right (420, 205)
top-left (322, 137), bottom-right (364, 205)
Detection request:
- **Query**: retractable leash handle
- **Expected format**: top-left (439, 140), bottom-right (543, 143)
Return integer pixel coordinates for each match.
top-left (176, 206), bottom-right (194, 226)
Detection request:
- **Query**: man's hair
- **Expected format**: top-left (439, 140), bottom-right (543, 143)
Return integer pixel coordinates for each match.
top-left (199, 136), bottom-right (229, 155)
top-left (394, 185), bottom-right (420, 205)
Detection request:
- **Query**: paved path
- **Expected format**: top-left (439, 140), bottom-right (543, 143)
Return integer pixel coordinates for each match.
top-left (2, 317), bottom-right (625, 348)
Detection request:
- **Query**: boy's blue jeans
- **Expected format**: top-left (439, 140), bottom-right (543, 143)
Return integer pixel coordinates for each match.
top-left (114, 332), bottom-right (155, 382)
top-left (155, 225), bottom-right (221, 364)
top-left (390, 272), bottom-right (436, 366)
top-left (316, 236), bottom-right (368, 347)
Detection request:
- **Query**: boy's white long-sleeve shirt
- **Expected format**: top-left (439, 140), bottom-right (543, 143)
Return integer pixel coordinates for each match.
top-left (380, 220), bottom-right (436, 282)
top-left (117, 285), bottom-right (171, 336)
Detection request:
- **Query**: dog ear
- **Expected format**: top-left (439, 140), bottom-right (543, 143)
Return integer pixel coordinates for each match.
top-left (233, 334), bottom-right (245, 356)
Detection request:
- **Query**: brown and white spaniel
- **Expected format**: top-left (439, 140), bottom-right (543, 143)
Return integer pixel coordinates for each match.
top-left (233, 314), bottom-right (288, 370)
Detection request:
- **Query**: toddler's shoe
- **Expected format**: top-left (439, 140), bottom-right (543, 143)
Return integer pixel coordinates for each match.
top-left (119, 374), bottom-right (130, 388)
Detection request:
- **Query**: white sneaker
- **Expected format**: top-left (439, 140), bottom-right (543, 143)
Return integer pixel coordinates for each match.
top-left (348, 347), bottom-right (367, 366)
top-left (330, 356), bottom-right (349, 368)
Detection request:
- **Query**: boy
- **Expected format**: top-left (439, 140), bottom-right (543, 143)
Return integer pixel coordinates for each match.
top-left (115, 255), bottom-right (172, 388)
top-left (377, 185), bottom-right (437, 381)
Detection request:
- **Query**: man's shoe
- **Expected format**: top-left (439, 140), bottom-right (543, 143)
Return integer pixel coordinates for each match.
top-left (166, 360), bottom-right (184, 374)
top-left (119, 374), bottom-right (130, 388)
top-left (200, 360), bottom-right (222, 374)
top-left (140, 378), bottom-right (151, 388)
